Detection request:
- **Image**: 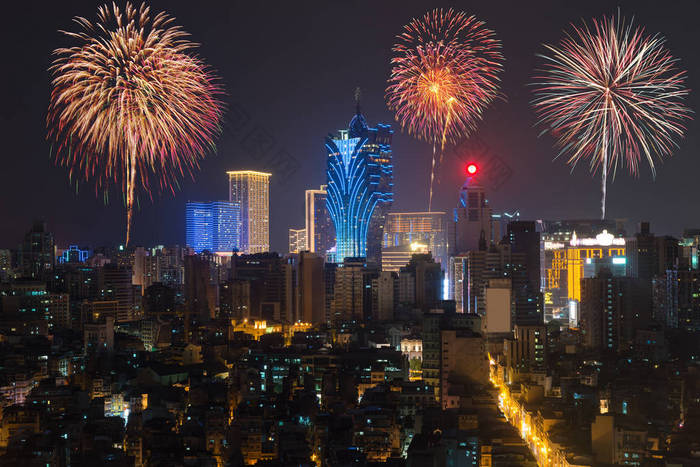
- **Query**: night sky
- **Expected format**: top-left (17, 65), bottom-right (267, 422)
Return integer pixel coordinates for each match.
top-left (2, 0), bottom-right (700, 252)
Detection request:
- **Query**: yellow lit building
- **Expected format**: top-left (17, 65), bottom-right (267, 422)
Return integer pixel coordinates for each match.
top-left (383, 211), bottom-right (448, 266)
top-left (544, 230), bottom-right (625, 324)
top-left (228, 171), bottom-right (271, 253)
top-left (381, 242), bottom-right (428, 273)
top-left (229, 319), bottom-right (313, 345)
top-left (230, 319), bottom-right (281, 340)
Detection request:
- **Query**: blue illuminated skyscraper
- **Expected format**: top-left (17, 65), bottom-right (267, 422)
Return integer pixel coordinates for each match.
top-left (326, 102), bottom-right (393, 263)
top-left (186, 201), bottom-right (241, 253)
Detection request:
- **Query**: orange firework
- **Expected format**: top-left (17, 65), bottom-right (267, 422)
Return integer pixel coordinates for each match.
top-left (386, 9), bottom-right (503, 210)
top-left (47, 2), bottom-right (225, 245)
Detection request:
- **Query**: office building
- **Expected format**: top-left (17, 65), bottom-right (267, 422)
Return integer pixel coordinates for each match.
top-left (186, 201), bottom-right (241, 254)
top-left (288, 228), bottom-right (306, 254)
top-left (371, 271), bottom-right (396, 322)
top-left (230, 253), bottom-right (289, 322)
top-left (18, 221), bottom-right (55, 280)
top-left (330, 258), bottom-right (377, 323)
top-left (297, 251), bottom-right (326, 325)
top-left (452, 175), bottom-right (491, 255)
top-left (305, 185), bottom-right (335, 255)
top-left (506, 221), bottom-right (543, 325)
top-left (228, 170), bottom-right (271, 253)
top-left (450, 243), bottom-right (513, 314)
top-left (628, 222), bottom-right (656, 280)
top-left (0, 282), bottom-right (70, 330)
top-left (543, 229), bottom-right (626, 324)
top-left (491, 211), bottom-right (520, 245)
top-left (398, 253), bottom-right (442, 312)
top-left (657, 269), bottom-right (700, 331)
top-left (580, 270), bottom-right (651, 351)
top-left (383, 212), bottom-right (448, 268)
top-left (325, 105), bottom-right (393, 263)
top-left (381, 242), bottom-right (429, 273)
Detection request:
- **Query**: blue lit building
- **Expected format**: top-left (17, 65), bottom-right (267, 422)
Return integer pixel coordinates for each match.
top-left (186, 201), bottom-right (241, 253)
top-left (325, 104), bottom-right (393, 263)
top-left (59, 245), bottom-right (90, 264)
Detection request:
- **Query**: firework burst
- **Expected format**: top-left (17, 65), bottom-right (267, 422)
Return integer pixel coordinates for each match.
top-left (386, 8), bottom-right (503, 210)
top-left (47, 2), bottom-right (225, 244)
top-left (532, 14), bottom-right (691, 219)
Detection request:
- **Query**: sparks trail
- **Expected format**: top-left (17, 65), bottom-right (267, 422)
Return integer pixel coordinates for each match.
top-left (532, 13), bottom-right (691, 219)
top-left (47, 2), bottom-right (225, 245)
top-left (386, 8), bottom-right (504, 211)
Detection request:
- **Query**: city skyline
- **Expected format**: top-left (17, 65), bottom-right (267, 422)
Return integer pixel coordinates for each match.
top-left (3, 0), bottom-right (700, 251)
top-left (2, 3), bottom-right (700, 465)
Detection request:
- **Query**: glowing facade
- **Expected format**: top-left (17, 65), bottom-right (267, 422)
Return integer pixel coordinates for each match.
top-left (543, 229), bottom-right (626, 324)
top-left (59, 245), bottom-right (89, 264)
top-left (288, 228), bottom-right (306, 254)
top-left (383, 212), bottom-right (448, 268)
top-left (325, 109), bottom-right (393, 262)
top-left (228, 171), bottom-right (271, 254)
top-left (305, 185), bottom-right (335, 255)
top-left (185, 201), bottom-right (241, 253)
top-left (381, 242), bottom-right (429, 273)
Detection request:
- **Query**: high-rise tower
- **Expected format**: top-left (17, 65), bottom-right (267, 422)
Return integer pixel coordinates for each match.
top-left (186, 201), bottom-right (240, 254)
top-left (305, 185), bottom-right (335, 255)
top-left (325, 103), bottom-right (393, 263)
top-left (452, 170), bottom-right (492, 255)
top-left (228, 171), bottom-right (271, 254)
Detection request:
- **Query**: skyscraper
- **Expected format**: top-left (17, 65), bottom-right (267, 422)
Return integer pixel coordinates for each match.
top-left (228, 171), bottom-right (271, 254)
top-left (580, 270), bottom-right (651, 351)
top-left (452, 175), bottom-right (491, 255)
top-left (542, 229), bottom-right (626, 325)
top-left (450, 244), bottom-right (513, 314)
top-left (325, 104), bottom-right (393, 263)
top-left (18, 221), bottom-right (55, 280)
top-left (628, 222), bottom-right (656, 280)
top-left (185, 201), bottom-right (241, 254)
top-left (383, 212), bottom-right (448, 268)
top-left (305, 185), bottom-right (335, 255)
top-left (398, 253), bottom-right (443, 312)
top-left (507, 221), bottom-right (543, 325)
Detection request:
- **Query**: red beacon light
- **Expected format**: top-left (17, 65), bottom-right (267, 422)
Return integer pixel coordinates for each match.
top-left (466, 163), bottom-right (478, 175)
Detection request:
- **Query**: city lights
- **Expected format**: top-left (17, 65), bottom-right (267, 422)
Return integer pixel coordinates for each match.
top-left (490, 357), bottom-right (572, 467)
top-left (1, 4), bottom-right (697, 467)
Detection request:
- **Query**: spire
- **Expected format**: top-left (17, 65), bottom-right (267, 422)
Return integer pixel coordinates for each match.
top-left (348, 87), bottom-right (368, 138)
